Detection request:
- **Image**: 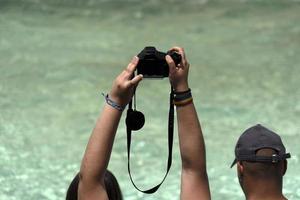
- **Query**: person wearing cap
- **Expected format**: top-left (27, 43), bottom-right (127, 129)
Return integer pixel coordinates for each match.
top-left (231, 124), bottom-right (291, 200)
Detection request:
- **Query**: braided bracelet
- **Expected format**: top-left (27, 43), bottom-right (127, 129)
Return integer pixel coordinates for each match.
top-left (102, 93), bottom-right (125, 111)
top-left (173, 98), bottom-right (193, 106)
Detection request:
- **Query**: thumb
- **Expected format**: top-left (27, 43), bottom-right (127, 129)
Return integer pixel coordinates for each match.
top-left (166, 55), bottom-right (176, 76)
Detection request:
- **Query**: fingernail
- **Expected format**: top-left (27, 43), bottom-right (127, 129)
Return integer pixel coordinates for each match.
top-left (165, 55), bottom-right (171, 61)
top-left (132, 56), bottom-right (138, 63)
top-left (131, 57), bottom-right (135, 63)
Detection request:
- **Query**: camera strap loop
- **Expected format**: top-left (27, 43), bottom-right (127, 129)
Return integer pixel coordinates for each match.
top-left (126, 87), bottom-right (174, 194)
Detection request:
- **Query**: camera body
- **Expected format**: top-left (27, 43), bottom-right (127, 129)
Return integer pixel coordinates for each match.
top-left (137, 46), bottom-right (182, 78)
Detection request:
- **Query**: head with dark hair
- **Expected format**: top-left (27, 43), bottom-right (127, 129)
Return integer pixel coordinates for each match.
top-left (237, 148), bottom-right (287, 192)
top-left (66, 170), bottom-right (123, 200)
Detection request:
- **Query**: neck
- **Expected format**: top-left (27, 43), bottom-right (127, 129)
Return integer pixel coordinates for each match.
top-left (244, 179), bottom-right (286, 200)
top-left (246, 194), bottom-right (287, 200)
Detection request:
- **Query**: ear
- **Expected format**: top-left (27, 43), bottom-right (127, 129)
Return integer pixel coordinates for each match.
top-left (237, 161), bottom-right (244, 172)
top-left (237, 161), bottom-right (244, 176)
top-left (237, 161), bottom-right (245, 189)
top-left (282, 160), bottom-right (287, 176)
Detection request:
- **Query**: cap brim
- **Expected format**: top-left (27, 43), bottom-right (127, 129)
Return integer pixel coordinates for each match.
top-left (230, 158), bottom-right (237, 168)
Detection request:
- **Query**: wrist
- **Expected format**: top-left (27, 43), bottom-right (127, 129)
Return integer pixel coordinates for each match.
top-left (109, 92), bottom-right (128, 106)
top-left (173, 82), bottom-right (189, 92)
top-left (173, 88), bottom-right (193, 107)
top-left (103, 93), bottom-right (126, 111)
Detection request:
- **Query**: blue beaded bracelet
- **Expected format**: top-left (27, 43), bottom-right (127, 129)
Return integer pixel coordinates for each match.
top-left (102, 93), bottom-right (125, 111)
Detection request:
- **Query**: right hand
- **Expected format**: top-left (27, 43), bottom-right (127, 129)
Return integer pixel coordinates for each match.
top-left (109, 56), bottom-right (143, 107)
top-left (166, 47), bottom-right (190, 92)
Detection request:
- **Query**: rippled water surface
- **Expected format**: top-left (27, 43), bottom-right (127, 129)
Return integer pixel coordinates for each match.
top-left (0, 0), bottom-right (300, 199)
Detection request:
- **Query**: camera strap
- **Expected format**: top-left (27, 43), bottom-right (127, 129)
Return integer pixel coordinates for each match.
top-left (126, 87), bottom-right (174, 194)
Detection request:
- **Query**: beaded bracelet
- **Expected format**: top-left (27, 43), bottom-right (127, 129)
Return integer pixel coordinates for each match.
top-left (102, 93), bottom-right (125, 111)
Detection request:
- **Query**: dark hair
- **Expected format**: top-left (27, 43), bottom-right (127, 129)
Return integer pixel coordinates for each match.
top-left (104, 170), bottom-right (123, 200)
top-left (242, 149), bottom-right (286, 182)
top-left (66, 173), bottom-right (80, 200)
top-left (66, 170), bottom-right (123, 200)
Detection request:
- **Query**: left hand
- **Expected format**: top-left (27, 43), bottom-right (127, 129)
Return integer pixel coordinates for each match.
top-left (109, 56), bottom-right (143, 107)
top-left (166, 47), bottom-right (190, 92)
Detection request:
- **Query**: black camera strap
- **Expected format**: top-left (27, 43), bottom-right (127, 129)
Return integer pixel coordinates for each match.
top-left (126, 87), bottom-right (174, 194)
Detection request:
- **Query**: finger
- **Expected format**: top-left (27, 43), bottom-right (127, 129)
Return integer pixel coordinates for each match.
top-left (129, 74), bottom-right (143, 87)
top-left (170, 46), bottom-right (185, 56)
top-left (126, 56), bottom-right (139, 74)
top-left (166, 55), bottom-right (176, 75)
top-left (170, 46), bottom-right (187, 65)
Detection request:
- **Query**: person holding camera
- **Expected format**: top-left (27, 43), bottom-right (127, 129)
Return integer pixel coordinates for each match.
top-left (66, 47), bottom-right (211, 200)
top-left (166, 47), bottom-right (211, 200)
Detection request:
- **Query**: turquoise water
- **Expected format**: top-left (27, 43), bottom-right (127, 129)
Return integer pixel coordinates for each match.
top-left (0, 1), bottom-right (299, 199)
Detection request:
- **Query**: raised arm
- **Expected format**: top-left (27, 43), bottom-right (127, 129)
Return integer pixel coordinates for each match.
top-left (166, 47), bottom-right (211, 200)
top-left (78, 56), bottom-right (143, 200)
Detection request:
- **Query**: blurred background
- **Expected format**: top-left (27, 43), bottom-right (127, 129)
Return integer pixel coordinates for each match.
top-left (0, 0), bottom-right (299, 199)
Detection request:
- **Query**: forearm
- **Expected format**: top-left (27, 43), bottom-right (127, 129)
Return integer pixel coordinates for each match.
top-left (177, 102), bottom-right (207, 173)
top-left (80, 104), bottom-right (122, 183)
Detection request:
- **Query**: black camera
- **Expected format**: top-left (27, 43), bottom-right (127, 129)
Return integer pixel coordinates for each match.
top-left (137, 46), bottom-right (182, 78)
